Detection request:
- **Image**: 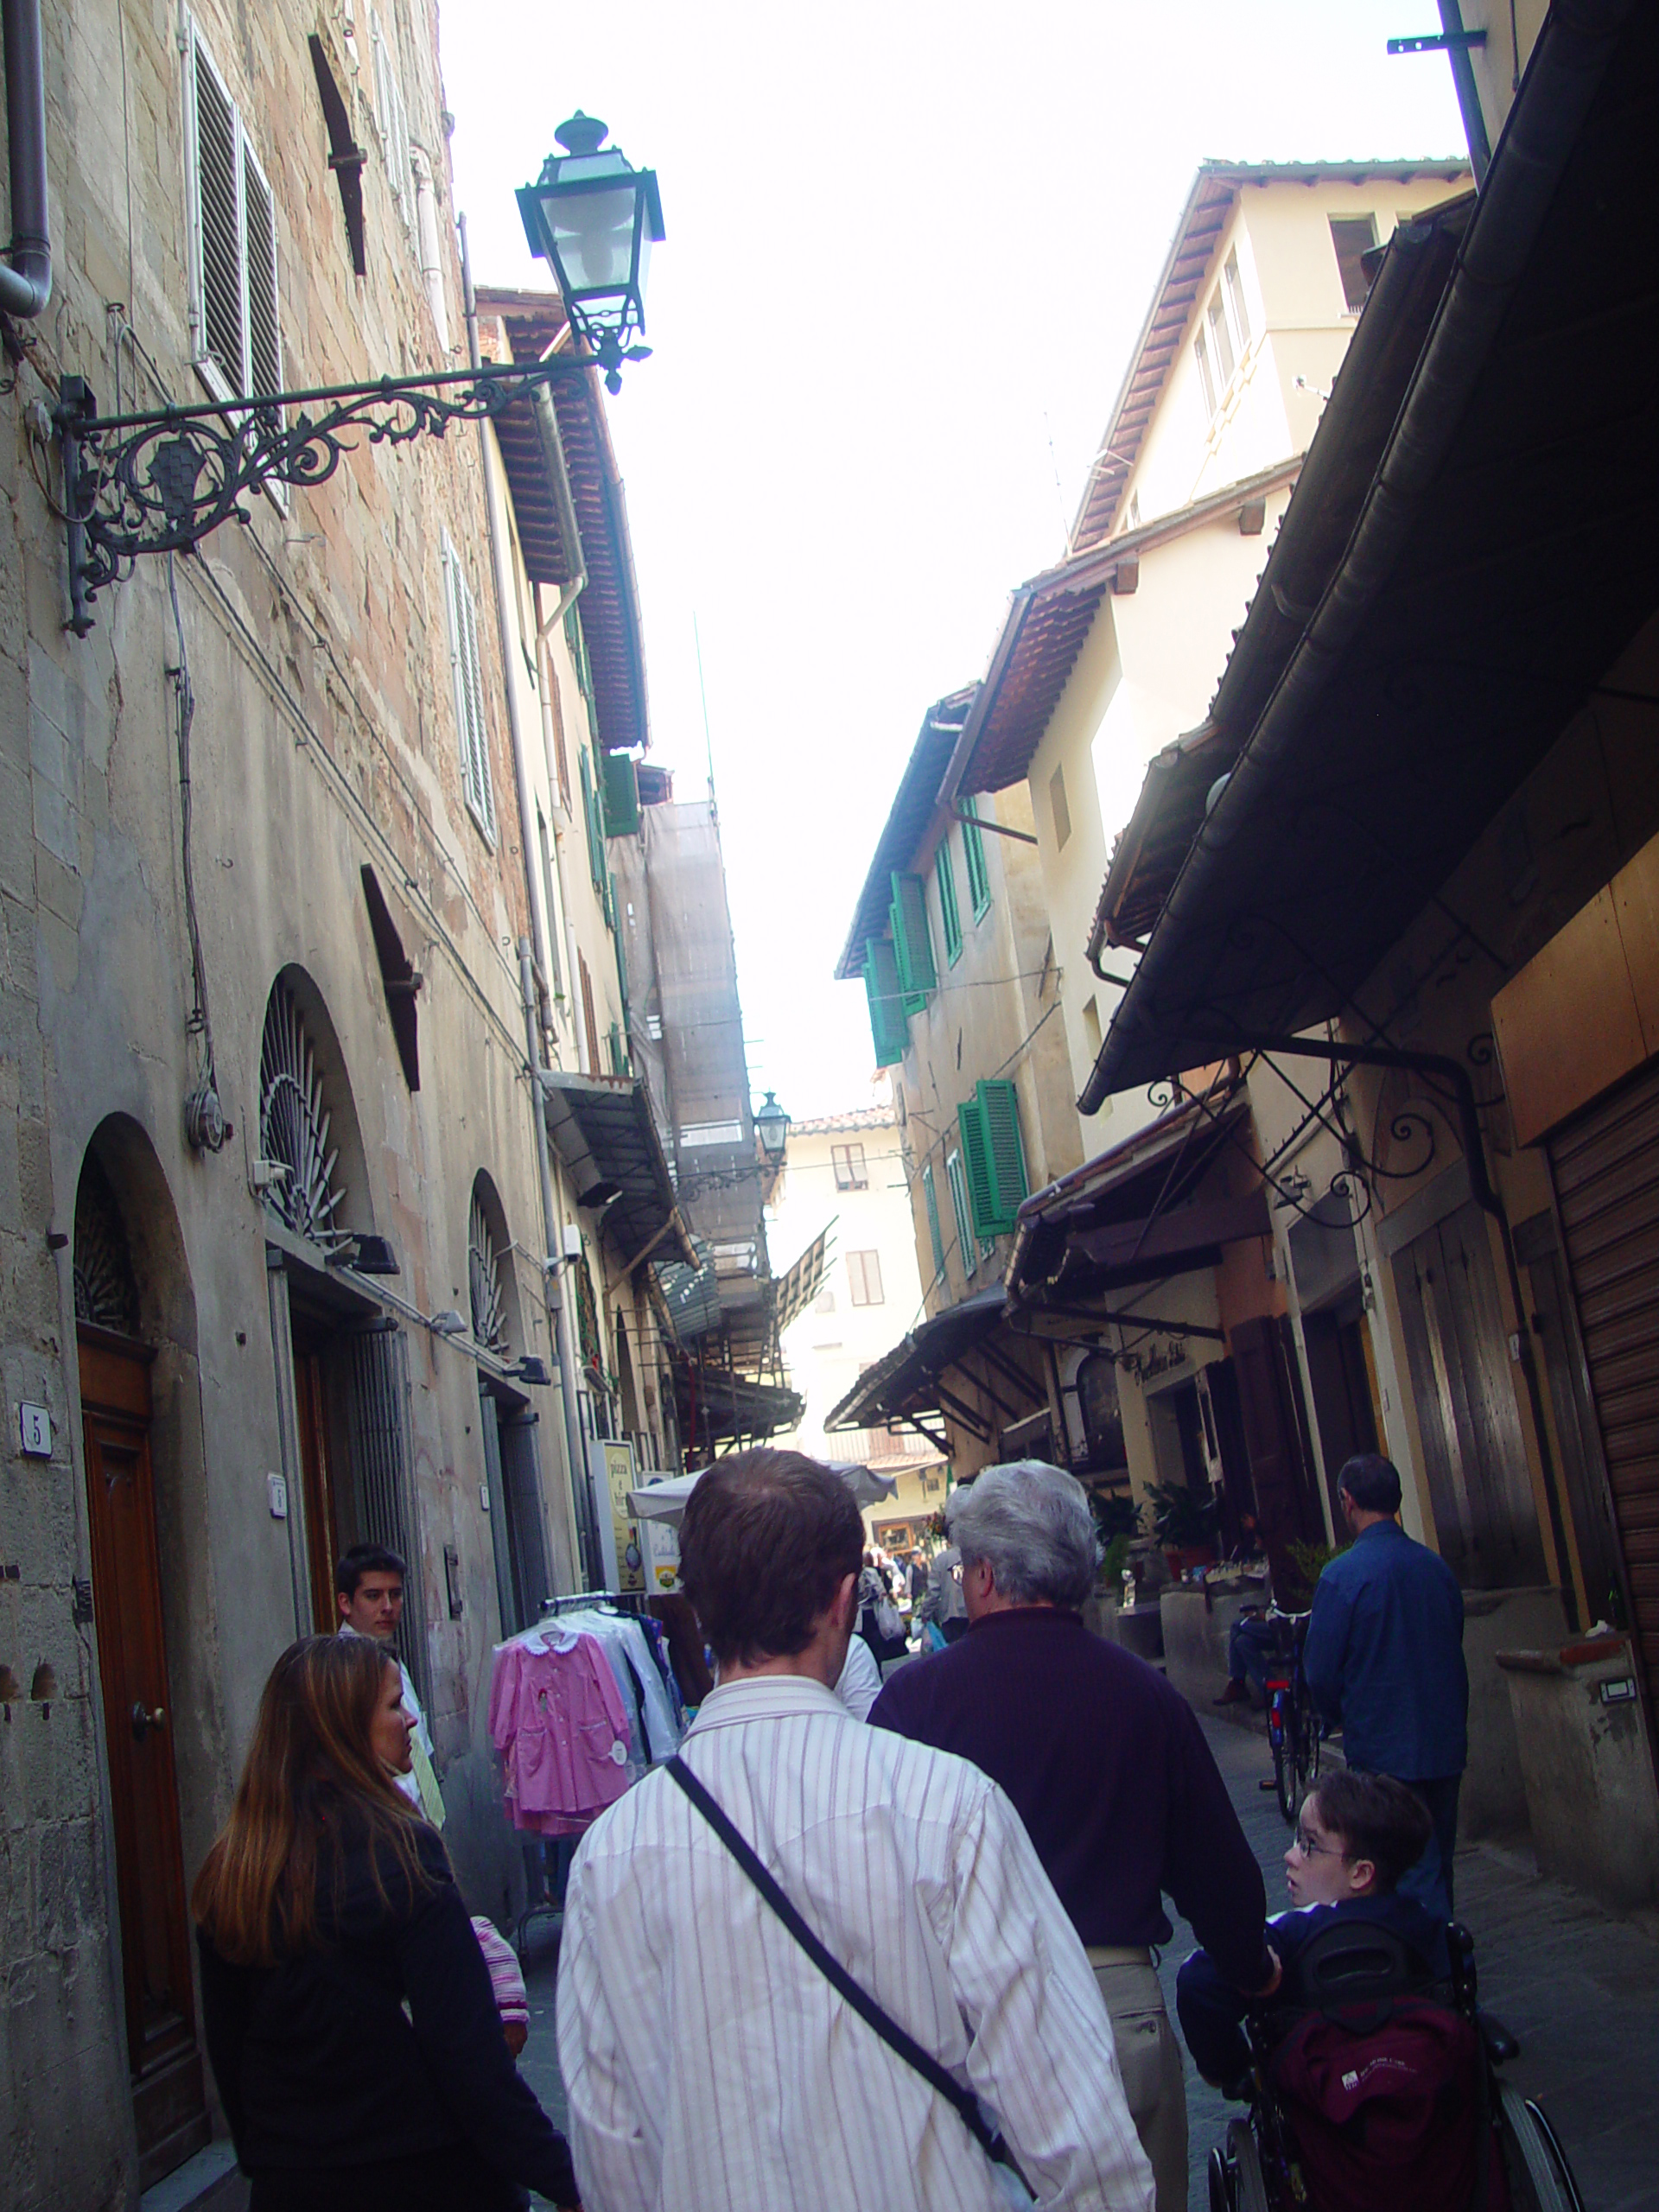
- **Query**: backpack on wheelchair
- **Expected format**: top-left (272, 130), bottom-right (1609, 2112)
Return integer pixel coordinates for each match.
top-left (1207, 1919), bottom-right (1583, 2212)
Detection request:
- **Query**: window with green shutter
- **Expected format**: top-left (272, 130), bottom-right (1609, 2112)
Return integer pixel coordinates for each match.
top-left (565, 601), bottom-right (600, 741)
top-left (922, 1160), bottom-right (946, 1282)
top-left (957, 1077), bottom-right (1028, 1238)
top-left (961, 798), bottom-right (992, 918)
top-left (612, 875), bottom-right (631, 1037)
top-left (936, 836), bottom-right (963, 966)
top-left (889, 872), bottom-right (937, 1002)
top-left (945, 1148), bottom-right (976, 1278)
top-left (863, 938), bottom-right (907, 1066)
top-left (601, 750), bottom-right (640, 838)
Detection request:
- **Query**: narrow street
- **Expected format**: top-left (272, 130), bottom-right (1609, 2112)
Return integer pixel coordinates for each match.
top-left (518, 1707), bottom-right (1659, 2210)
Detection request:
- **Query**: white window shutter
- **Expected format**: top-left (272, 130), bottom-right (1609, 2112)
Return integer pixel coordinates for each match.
top-left (191, 28), bottom-right (244, 392)
top-left (442, 534), bottom-right (496, 845)
top-left (241, 139), bottom-right (282, 406)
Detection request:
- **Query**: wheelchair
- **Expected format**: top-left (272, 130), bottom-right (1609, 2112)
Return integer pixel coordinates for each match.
top-left (1206, 1919), bottom-right (1585, 2212)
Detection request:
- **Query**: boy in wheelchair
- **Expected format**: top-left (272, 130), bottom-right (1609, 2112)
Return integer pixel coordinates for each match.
top-left (1177, 1768), bottom-right (1446, 2093)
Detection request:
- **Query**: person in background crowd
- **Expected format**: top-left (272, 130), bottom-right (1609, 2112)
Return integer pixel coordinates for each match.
top-left (918, 1508), bottom-right (969, 1646)
top-left (335, 1542), bottom-right (445, 1827)
top-left (1303, 1454), bottom-right (1468, 1917)
top-left (194, 1635), bottom-right (578, 2212)
top-left (872, 1460), bottom-right (1274, 2212)
top-left (1176, 1769), bottom-right (1444, 2088)
top-left (835, 1623), bottom-right (882, 1719)
top-left (906, 1548), bottom-right (930, 1610)
top-left (856, 1548), bottom-right (907, 1663)
top-left (556, 1449), bottom-right (1154, 2212)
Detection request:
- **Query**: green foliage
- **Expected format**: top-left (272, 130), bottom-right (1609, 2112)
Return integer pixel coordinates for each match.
top-left (1100, 1532), bottom-right (1132, 1589)
top-left (1144, 1479), bottom-right (1219, 1550)
top-left (1090, 1490), bottom-right (1141, 1542)
top-left (1284, 1536), bottom-right (1350, 1606)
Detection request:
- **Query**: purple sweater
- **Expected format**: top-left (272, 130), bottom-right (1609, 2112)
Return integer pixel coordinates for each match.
top-left (870, 1607), bottom-right (1272, 1991)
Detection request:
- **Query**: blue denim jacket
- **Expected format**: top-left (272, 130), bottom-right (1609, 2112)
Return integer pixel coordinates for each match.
top-left (1302, 1521), bottom-right (1467, 1781)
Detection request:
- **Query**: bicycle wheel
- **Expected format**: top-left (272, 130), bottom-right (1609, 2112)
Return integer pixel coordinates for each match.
top-left (1270, 1697), bottom-right (1297, 1822)
top-left (1227, 2119), bottom-right (1272, 2212)
top-left (1293, 1688), bottom-right (1320, 1805)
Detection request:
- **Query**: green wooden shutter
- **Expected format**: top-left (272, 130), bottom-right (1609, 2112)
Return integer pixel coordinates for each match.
top-left (578, 749), bottom-right (603, 891)
top-left (922, 1161), bottom-right (946, 1281)
top-left (602, 750), bottom-right (640, 837)
top-left (863, 938), bottom-right (907, 1066)
top-left (945, 1149), bottom-right (976, 1277)
top-left (889, 872), bottom-right (937, 998)
top-left (961, 798), bottom-right (992, 918)
top-left (936, 837), bottom-right (963, 965)
top-left (976, 1077), bottom-right (1028, 1224)
top-left (612, 874), bottom-right (631, 1044)
top-left (957, 1096), bottom-right (998, 1240)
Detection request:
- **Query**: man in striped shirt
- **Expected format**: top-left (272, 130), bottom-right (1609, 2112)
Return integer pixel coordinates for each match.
top-left (556, 1449), bottom-right (1154, 2212)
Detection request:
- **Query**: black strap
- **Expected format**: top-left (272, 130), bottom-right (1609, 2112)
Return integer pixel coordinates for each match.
top-left (664, 1755), bottom-right (1026, 2186)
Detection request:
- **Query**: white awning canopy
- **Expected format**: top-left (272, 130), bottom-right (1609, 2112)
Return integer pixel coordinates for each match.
top-left (628, 1460), bottom-right (898, 1525)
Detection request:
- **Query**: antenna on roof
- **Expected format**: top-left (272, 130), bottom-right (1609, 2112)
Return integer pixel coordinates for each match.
top-left (693, 612), bottom-right (716, 810)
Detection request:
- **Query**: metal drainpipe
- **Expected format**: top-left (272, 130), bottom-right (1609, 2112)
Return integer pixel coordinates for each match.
top-left (1, 0), bottom-right (53, 318)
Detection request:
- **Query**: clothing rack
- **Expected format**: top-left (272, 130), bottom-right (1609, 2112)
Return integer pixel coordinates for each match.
top-left (514, 1589), bottom-right (652, 1959)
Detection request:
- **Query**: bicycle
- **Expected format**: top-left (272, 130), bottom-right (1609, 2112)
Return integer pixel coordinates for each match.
top-left (1261, 1607), bottom-right (1319, 1824)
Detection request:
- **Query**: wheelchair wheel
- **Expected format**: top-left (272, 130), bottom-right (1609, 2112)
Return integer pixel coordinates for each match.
top-left (1497, 2081), bottom-right (1586, 2212)
top-left (1209, 2118), bottom-right (1272, 2212)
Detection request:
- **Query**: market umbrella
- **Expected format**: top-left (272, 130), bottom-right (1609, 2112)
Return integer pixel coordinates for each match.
top-left (627, 1460), bottom-right (898, 1524)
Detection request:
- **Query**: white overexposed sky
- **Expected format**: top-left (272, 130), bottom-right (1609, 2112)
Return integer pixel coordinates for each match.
top-left (440, 2), bottom-right (1466, 1122)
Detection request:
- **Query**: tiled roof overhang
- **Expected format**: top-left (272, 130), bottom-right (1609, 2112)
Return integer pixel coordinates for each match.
top-left (833, 687), bottom-right (976, 981)
top-left (940, 455), bottom-right (1304, 803)
top-left (1087, 198), bottom-right (1471, 953)
top-left (477, 286), bottom-right (650, 754)
top-left (1085, 4), bottom-right (1659, 1107)
top-left (1067, 160), bottom-right (1468, 557)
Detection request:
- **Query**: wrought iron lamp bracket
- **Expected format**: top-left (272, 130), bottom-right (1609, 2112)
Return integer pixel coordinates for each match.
top-left (54, 355), bottom-right (625, 636)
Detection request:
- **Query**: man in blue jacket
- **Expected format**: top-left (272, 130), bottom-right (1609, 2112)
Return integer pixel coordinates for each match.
top-left (1302, 1454), bottom-right (1467, 1916)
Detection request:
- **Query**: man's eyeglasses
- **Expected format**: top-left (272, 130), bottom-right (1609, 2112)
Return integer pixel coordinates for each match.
top-left (1292, 1826), bottom-right (1347, 1860)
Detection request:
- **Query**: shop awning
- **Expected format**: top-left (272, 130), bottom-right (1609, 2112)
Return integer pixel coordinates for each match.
top-left (627, 1460), bottom-right (897, 1523)
top-left (824, 1287), bottom-right (1010, 1436)
top-left (1084, 3), bottom-right (1658, 1107)
top-left (538, 1070), bottom-right (695, 1268)
top-left (675, 1359), bottom-right (804, 1451)
top-left (1007, 1084), bottom-right (1264, 1304)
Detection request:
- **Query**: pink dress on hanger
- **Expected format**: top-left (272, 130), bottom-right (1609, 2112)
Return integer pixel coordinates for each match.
top-left (489, 1630), bottom-right (633, 1834)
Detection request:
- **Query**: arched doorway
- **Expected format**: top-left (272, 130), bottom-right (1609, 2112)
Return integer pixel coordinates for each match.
top-left (471, 1174), bottom-right (550, 1633)
top-left (258, 972), bottom-right (429, 1703)
top-left (73, 1138), bottom-right (211, 2186)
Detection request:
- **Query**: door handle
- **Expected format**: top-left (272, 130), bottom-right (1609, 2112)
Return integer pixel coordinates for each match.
top-left (130, 1702), bottom-right (166, 1738)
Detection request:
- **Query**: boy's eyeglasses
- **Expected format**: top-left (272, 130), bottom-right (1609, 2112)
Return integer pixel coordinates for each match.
top-left (1292, 1826), bottom-right (1349, 1859)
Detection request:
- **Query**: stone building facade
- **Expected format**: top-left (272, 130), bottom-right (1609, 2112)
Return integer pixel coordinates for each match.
top-left (0, 3), bottom-right (610, 2201)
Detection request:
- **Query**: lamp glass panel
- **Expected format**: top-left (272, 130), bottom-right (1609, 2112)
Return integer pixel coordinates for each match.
top-left (542, 182), bottom-right (639, 296)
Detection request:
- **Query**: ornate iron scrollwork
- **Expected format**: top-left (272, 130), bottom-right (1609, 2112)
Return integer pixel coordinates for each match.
top-left (56, 359), bottom-right (586, 635)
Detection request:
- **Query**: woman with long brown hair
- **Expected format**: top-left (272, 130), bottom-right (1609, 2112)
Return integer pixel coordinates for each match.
top-left (193, 1635), bottom-right (578, 2211)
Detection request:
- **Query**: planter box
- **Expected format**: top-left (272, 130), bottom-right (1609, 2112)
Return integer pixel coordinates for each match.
top-left (1116, 1604), bottom-right (1165, 1663)
top-left (1459, 1586), bottom-right (1569, 1840)
top-left (1497, 1634), bottom-right (1659, 1912)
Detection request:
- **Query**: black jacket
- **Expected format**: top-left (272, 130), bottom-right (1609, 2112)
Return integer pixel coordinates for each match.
top-left (197, 1813), bottom-right (576, 2207)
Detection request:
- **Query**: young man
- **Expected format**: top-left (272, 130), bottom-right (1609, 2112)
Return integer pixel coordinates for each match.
top-left (1176, 1768), bottom-right (1446, 2088)
top-left (556, 1449), bottom-right (1154, 2212)
top-left (335, 1542), bottom-right (445, 1827)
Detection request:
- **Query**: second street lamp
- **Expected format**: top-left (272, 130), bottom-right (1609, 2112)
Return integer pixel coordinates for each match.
top-left (755, 1092), bottom-right (790, 1165)
top-left (518, 112), bottom-right (664, 392)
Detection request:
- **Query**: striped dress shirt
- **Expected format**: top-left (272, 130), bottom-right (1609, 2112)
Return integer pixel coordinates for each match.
top-left (556, 1673), bottom-right (1154, 2212)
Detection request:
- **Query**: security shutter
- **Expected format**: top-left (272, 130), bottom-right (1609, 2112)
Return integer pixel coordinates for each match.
top-left (863, 938), bottom-right (907, 1067)
top-left (889, 873), bottom-right (937, 1000)
top-left (1548, 1058), bottom-right (1659, 1721)
top-left (442, 534), bottom-right (496, 843)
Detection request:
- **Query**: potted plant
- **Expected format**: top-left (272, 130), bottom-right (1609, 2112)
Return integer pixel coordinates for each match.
top-left (1144, 1481), bottom-right (1220, 1579)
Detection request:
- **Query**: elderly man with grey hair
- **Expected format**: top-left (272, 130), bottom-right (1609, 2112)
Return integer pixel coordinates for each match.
top-left (872, 1463), bottom-right (1274, 2212)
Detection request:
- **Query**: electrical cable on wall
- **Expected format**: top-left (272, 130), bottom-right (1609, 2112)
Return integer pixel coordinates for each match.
top-left (168, 550), bottom-right (230, 1154)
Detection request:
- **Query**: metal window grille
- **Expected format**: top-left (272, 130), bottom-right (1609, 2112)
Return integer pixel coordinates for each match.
top-left (442, 533), bottom-right (497, 844)
top-left (345, 1324), bottom-right (429, 1709)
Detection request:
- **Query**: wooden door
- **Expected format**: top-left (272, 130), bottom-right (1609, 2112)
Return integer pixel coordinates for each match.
top-left (1230, 1313), bottom-right (1325, 1599)
top-left (78, 1330), bottom-right (209, 2187)
top-left (294, 1345), bottom-right (340, 1632)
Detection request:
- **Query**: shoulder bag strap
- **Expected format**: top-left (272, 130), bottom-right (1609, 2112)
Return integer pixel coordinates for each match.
top-left (664, 1755), bottom-right (1025, 2186)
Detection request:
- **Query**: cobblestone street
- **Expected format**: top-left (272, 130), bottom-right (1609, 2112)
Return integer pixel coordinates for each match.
top-left (521, 1707), bottom-right (1659, 2209)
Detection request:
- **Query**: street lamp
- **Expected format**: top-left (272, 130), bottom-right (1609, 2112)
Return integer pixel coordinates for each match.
top-left (518, 113), bottom-right (664, 393)
top-left (754, 1091), bottom-right (790, 1164)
